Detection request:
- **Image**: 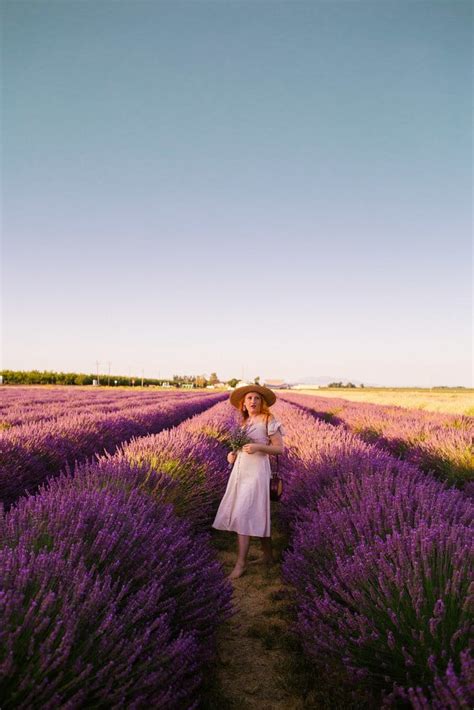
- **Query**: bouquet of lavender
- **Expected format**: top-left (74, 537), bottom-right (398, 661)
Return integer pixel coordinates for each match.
top-left (225, 425), bottom-right (254, 469)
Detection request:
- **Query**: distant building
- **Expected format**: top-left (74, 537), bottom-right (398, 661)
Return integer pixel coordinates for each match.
top-left (230, 379), bottom-right (292, 390)
top-left (234, 380), bottom-right (250, 388)
top-left (263, 379), bottom-right (290, 389)
top-left (292, 383), bottom-right (320, 390)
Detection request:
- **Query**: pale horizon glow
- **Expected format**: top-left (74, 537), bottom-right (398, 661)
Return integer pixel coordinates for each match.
top-left (2, 0), bottom-right (472, 387)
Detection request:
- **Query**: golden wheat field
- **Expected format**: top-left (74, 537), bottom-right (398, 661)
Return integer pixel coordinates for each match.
top-left (284, 388), bottom-right (474, 415)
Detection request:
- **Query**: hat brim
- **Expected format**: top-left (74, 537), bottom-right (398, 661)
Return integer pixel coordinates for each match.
top-left (229, 384), bottom-right (276, 408)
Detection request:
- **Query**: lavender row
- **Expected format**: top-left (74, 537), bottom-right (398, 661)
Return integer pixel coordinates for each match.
top-left (133, 398), bottom-right (473, 705)
top-left (0, 384), bottom-right (194, 405)
top-left (0, 391), bottom-right (225, 508)
top-left (280, 392), bottom-right (474, 486)
top-left (113, 398), bottom-right (241, 532)
top-left (0, 400), bottom-right (238, 708)
top-left (267, 399), bottom-right (473, 708)
top-left (7, 390), bottom-right (471, 706)
top-left (0, 387), bottom-right (207, 428)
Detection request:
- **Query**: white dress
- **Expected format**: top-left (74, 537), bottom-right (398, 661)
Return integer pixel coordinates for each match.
top-left (211, 416), bottom-right (285, 537)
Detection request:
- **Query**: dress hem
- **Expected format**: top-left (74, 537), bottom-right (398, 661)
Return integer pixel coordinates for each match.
top-left (211, 523), bottom-right (271, 537)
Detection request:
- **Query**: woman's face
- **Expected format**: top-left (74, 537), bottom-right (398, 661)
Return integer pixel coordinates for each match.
top-left (243, 391), bottom-right (263, 415)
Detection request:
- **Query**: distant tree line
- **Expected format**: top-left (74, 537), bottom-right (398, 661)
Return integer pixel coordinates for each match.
top-left (172, 372), bottom-right (239, 388)
top-left (327, 382), bottom-right (363, 388)
top-left (0, 370), bottom-right (236, 388)
top-left (0, 370), bottom-right (164, 386)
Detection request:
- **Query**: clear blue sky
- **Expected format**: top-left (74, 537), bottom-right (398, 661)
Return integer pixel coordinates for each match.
top-left (2, 0), bottom-right (472, 386)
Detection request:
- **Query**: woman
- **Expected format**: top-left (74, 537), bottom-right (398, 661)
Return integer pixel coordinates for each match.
top-left (212, 384), bottom-right (285, 580)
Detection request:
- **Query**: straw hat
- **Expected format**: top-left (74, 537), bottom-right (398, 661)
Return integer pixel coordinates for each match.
top-left (229, 384), bottom-right (276, 408)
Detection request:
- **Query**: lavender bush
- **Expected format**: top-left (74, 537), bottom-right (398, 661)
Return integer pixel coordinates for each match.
top-left (0, 391), bottom-right (225, 508)
top-left (0, 386), bottom-right (208, 428)
top-left (0, 545), bottom-right (201, 709)
top-left (280, 392), bottom-right (474, 486)
top-left (0, 482), bottom-right (233, 708)
top-left (266, 399), bottom-right (473, 707)
top-left (291, 524), bottom-right (473, 704)
top-left (392, 650), bottom-right (474, 709)
top-left (119, 426), bottom-right (229, 531)
top-left (283, 461), bottom-right (473, 594)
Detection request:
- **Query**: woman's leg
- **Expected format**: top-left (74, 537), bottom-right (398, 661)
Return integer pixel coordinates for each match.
top-left (248, 536), bottom-right (274, 565)
top-left (228, 533), bottom-right (250, 579)
top-left (260, 536), bottom-right (274, 562)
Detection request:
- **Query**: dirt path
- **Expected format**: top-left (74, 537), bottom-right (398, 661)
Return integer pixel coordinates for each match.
top-left (201, 510), bottom-right (359, 710)
top-left (201, 506), bottom-right (317, 710)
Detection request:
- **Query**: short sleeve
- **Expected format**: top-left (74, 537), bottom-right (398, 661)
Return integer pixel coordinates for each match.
top-left (267, 419), bottom-right (285, 437)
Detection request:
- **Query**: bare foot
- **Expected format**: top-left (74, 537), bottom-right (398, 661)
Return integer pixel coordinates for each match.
top-left (248, 556), bottom-right (274, 566)
top-left (228, 563), bottom-right (247, 579)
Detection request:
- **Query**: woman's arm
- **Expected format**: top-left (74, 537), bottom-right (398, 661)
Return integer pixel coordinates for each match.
top-left (242, 431), bottom-right (284, 456)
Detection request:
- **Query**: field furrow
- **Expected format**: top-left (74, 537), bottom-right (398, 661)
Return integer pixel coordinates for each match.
top-left (0, 390), bottom-right (225, 508)
top-left (279, 392), bottom-right (474, 487)
top-left (1, 389), bottom-right (472, 709)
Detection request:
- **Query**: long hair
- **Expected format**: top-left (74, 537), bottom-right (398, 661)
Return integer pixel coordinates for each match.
top-left (238, 393), bottom-right (272, 424)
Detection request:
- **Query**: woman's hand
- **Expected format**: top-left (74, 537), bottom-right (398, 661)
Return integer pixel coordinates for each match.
top-left (227, 451), bottom-right (237, 465)
top-left (242, 443), bottom-right (261, 454)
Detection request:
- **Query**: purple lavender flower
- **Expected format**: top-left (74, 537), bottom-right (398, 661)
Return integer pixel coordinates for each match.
top-left (0, 466), bottom-right (233, 707)
top-left (0, 390), bottom-right (225, 508)
top-left (280, 392), bottom-right (474, 487)
top-left (266, 398), bottom-right (473, 707)
top-left (0, 543), bottom-right (202, 708)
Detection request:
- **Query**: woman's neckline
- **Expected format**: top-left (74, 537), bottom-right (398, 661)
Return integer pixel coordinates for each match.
top-left (245, 414), bottom-right (267, 425)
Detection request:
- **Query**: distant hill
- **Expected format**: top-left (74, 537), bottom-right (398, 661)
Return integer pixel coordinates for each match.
top-left (294, 375), bottom-right (342, 386)
top-left (291, 375), bottom-right (380, 387)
